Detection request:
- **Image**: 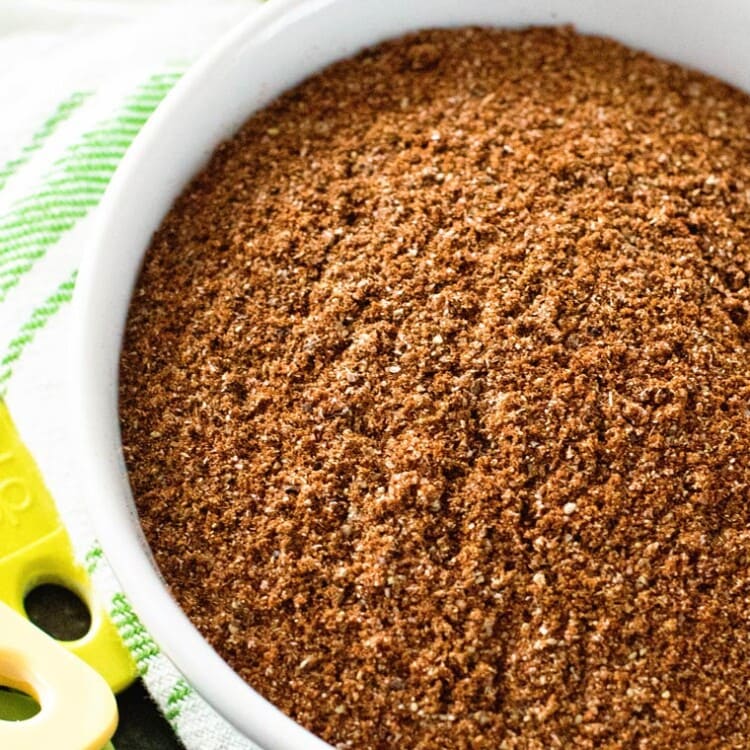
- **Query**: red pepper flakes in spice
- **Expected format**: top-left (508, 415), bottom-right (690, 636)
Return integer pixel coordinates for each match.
top-left (120, 27), bottom-right (750, 750)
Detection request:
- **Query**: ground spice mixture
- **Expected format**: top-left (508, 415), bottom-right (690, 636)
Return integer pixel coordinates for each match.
top-left (120, 27), bottom-right (750, 749)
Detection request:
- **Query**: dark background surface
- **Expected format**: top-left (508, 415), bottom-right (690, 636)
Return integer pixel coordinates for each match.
top-left (115, 681), bottom-right (184, 750)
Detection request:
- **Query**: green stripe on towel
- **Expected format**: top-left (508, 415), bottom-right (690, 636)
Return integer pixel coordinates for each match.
top-left (165, 678), bottom-right (194, 724)
top-left (110, 592), bottom-right (161, 675)
top-left (0, 91), bottom-right (91, 193)
top-left (0, 69), bottom-right (183, 303)
top-left (0, 270), bottom-right (77, 396)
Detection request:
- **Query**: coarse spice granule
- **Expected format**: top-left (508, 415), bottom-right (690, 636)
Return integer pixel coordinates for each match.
top-left (120, 27), bottom-right (750, 750)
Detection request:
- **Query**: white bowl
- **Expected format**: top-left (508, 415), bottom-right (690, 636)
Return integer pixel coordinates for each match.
top-left (72, 1), bottom-right (750, 747)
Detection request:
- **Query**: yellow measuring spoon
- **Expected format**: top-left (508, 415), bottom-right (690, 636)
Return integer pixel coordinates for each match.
top-left (0, 399), bottom-right (136, 747)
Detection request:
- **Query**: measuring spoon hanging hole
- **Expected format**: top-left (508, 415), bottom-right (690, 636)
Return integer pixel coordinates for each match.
top-left (24, 583), bottom-right (91, 642)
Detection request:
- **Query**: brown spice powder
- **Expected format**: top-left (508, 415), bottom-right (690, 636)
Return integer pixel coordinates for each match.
top-left (120, 27), bottom-right (750, 749)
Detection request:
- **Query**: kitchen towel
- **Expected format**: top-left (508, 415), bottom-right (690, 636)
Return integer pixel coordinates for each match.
top-left (0, 2), bottom-right (263, 748)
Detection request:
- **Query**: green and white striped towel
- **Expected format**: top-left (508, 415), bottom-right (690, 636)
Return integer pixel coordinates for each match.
top-left (0, 2), bottom-right (264, 747)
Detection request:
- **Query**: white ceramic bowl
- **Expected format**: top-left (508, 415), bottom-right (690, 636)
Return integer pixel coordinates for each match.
top-left (72, 1), bottom-right (750, 747)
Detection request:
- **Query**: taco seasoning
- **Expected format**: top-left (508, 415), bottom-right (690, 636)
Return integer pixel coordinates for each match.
top-left (120, 27), bottom-right (750, 749)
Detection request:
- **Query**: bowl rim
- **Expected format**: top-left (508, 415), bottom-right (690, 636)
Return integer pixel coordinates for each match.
top-left (72, 1), bottom-right (340, 748)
